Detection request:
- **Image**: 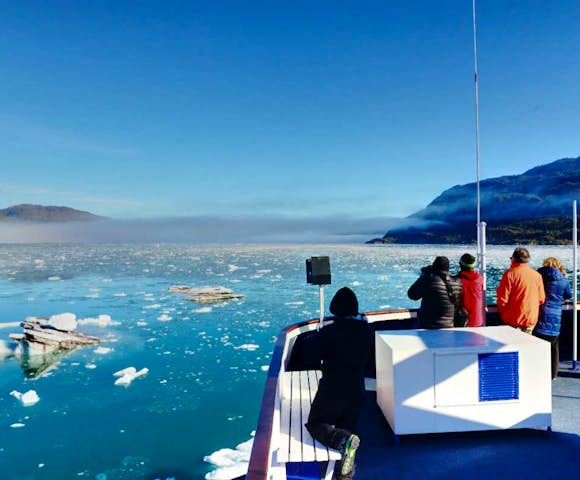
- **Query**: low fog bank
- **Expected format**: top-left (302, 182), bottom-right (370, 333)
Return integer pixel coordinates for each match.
top-left (0, 216), bottom-right (404, 244)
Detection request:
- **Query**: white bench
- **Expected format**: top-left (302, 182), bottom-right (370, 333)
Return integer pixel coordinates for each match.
top-left (277, 370), bottom-right (341, 478)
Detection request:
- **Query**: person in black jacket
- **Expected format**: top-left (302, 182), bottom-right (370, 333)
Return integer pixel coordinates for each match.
top-left (306, 287), bottom-right (372, 479)
top-left (407, 256), bottom-right (462, 329)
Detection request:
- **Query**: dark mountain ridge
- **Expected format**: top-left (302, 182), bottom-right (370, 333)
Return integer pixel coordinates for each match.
top-left (0, 204), bottom-right (104, 222)
top-left (370, 155), bottom-right (580, 244)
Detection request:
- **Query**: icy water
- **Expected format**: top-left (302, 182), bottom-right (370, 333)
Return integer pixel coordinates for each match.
top-left (0, 243), bottom-right (575, 480)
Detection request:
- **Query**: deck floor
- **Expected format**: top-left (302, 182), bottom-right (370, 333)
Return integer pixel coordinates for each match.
top-left (355, 375), bottom-right (580, 479)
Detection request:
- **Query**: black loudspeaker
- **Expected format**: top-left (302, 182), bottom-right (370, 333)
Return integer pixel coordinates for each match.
top-left (306, 256), bottom-right (331, 285)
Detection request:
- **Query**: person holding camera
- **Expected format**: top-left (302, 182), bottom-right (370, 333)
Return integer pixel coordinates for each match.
top-left (407, 256), bottom-right (462, 329)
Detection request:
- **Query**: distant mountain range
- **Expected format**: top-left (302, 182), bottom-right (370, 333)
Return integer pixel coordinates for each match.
top-left (368, 155), bottom-right (580, 245)
top-left (0, 204), bottom-right (104, 222)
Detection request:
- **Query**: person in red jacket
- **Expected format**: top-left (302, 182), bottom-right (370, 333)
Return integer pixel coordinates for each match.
top-left (496, 247), bottom-right (545, 333)
top-left (457, 253), bottom-right (484, 327)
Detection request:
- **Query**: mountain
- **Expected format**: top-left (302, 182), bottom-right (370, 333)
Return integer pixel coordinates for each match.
top-left (369, 155), bottom-right (580, 245)
top-left (0, 204), bottom-right (105, 222)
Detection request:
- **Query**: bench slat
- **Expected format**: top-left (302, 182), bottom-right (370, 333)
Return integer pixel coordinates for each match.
top-left (299, 370), bottom-right (317, 462)
top-left (277, 369), bottom-right (341, 465)
top-left (288, 372), bottom-right (303, 461)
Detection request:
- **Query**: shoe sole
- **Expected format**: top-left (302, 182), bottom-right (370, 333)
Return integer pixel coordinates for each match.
top-left (340, 434), bottom-right (360, 476)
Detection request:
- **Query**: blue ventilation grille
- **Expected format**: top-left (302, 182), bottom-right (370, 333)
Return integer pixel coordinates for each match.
top-left (478, 352), bottom-right (519, 402)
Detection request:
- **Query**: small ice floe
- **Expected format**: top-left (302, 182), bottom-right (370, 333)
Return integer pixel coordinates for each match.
top-left (260, 365), bottom-right (269, 371)
top-left (113, 367), bottom-right (149, 386)
top-left (170, 285), bottom-right (244, 304)
top-left (10, 423), bottom-right (25, 428)
top-left (78, 315), bottom-right (120, 327)
top-left (157, 314), bottom-right (172, 322)
top-left (85, 363), bottom-right (97, 369)
top-left (144, 304), bottom-right (161, 310)
top-left (351, 281), bottom-right (362, 286)
top-left (136, 321), bottom-right (148, 327)
top-left (204, 433), bottom-right (254, 480)
top-left (194, 307), bottom-right (212, 314)
top-left (113, 292), bottom-right (127, 297)
top-left (10, 390), bottom-right (40, 406)
top-left (234, 344), bottom-right (259, 352)
top-left (94, 346), bottom-right (112, 355)
top-left (227, 264), bottom-right (245, 272)
top-left (378, 275), bottom-right (389, 281)
top-left (47, 276), bottom-right (61, 281)
top-left (0, 340), bottom-right (14, 360)
top-left (84, 293), bottom-right (100, 299)
top-left (284, 301), bottom-right (304, 306)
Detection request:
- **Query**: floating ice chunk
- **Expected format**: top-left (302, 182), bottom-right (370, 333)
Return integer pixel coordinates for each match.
top-left (157, 314), bottom-right (172, 322)
top-left (0, 340), bottom-right (14, 360)
top-left (113, 293), bottom-right (127, 297)
top-left (47, 313), bottom-right (77, 331)
top-left (94, 347), bottom-right (112, 355)
top-left (136, 321), bottom-right (148, 326)
top-left (85, 293), bottom-right (100, 299)
top-left (194, 307), bottom-right (212, 314)
top-left (227, 264), bottom-right (245, 272)
top-left (144, 304), bottom-right (161, 309)
top-left (234, 344), bottom-right (259, 352)
top-left (113, 367), bottom-right (149, 386)
top-left (204, 434), bottom-right (254, 480)
top-left (85, 363), bottom-right (97, 369)
top-left (260, 365), bottom-right (269, 371)
top-left (10, 390), bottom-right (40, 406)
top-left (10, 423), bottom-right (25, 428)
top-left (47, 276), bottom-right (61, 281)
top-left (78, 315), bottom-right (120, 327)
top-left (351, 281), bottom-right (361, 286)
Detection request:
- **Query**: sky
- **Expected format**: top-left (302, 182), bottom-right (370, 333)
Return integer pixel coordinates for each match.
top-left (1, 1), bottom-right (580, 238)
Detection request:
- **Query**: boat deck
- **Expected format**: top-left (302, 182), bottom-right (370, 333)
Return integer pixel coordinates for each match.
top-left (355, 374), bottom-right (580, 479)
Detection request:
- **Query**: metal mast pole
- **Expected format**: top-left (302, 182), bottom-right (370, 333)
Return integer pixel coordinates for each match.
top-left (472, 0), bottom-right (487, 320)
top-left (573, 201), bottom-right (578, 369)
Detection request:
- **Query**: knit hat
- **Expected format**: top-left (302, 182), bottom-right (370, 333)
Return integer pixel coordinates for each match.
top-left (512, 247), bottom-right (530, 263)
top-left (460, 253), bottom-right (477, 270)
top-left (329, 287), bottom-right (359, 317)
top-left (432, 256), bottom-right (450, 273)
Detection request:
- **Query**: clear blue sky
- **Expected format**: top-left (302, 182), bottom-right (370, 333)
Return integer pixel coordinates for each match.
top-left (2, 1), bottom-right (579, 223)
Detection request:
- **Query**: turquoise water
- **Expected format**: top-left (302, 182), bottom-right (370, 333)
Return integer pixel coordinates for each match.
top-left (0, 243), bottom-right (574, 479)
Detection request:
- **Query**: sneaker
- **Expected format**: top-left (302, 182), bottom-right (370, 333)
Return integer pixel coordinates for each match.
top-left (339, 434), bottom-right (360, 476)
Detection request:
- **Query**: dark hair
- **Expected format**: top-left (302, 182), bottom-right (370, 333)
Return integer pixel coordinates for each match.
top-left (512, 247), bottom-right (530, 263)
top-left (329, 287), bottom-right (359, 317)
top-left (432, 256), bottom-right (450, 273)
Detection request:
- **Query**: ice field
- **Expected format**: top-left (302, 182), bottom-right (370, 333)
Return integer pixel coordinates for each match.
top-left (0, 243), bottom-right (574, 479)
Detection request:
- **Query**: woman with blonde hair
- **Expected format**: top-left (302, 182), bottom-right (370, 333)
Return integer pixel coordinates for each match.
top-left (533, 257), bottom-right (572, 379)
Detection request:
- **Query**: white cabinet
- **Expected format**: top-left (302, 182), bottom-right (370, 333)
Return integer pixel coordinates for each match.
top-left (375, 326), bottom-right (551, 435)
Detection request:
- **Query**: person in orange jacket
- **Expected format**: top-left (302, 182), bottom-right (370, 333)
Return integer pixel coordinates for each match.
top-left (496, 247), bottom-right (545, 333)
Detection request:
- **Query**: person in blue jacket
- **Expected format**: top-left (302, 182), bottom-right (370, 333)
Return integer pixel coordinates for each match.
top-left (533, 257), bottom-right (572, 379)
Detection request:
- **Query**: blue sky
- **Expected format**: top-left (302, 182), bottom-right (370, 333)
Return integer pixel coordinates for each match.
top-left (1, 1), bottom-right (579, 226)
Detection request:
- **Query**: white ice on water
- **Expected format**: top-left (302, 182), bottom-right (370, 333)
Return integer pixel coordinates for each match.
top-left (204, 434), bottom-right (254, 480)
top-left (94, 347), bottom-right (113, 355)
top-left (46, 312), bottom-right (77, 331)
top-left (10, 389), bottom-right (40, 406)
top-left (78, 314), bottom-right (120, 327)
top-left (113, 367), bottom-right (149, 386)
top-left (234, 344), bottom-right (259, 351)
top-left (0, 340), bottom-right (14, 359)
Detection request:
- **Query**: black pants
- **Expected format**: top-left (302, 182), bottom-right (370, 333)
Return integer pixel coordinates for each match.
top-left (533, 331), bottom-right (560, 379)
top-left (306, 380), bottom-right (363, 449)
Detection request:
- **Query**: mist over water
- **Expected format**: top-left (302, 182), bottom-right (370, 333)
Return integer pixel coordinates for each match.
top-left (0, 243), bottom-right (574, 479)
